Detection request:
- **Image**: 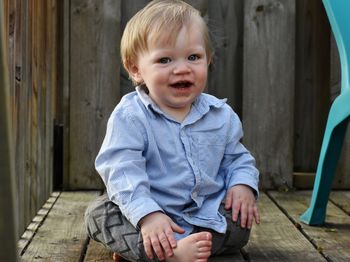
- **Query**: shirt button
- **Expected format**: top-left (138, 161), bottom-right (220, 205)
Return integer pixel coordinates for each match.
top-left (192, 192), bottom-right (198, 198)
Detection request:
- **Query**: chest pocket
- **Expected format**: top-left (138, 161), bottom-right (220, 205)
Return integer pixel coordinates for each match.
top-left (191, 133), bottom-right (226, 175)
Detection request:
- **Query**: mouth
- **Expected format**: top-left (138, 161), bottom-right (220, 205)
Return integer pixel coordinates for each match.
top-left (170, 80), bottom-right (193, 89)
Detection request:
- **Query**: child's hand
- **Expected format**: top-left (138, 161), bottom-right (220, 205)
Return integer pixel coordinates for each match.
top-left (139, 211), bottom-right (185, 260)
top-left (224, 185), bottom-right (260, 229)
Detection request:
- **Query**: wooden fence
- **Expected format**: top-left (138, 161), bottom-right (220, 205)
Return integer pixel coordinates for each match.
top-left (4, 0), bottom-right (60, 236)
top-left (4, 0), bottom-right (350, 238)
top-left (67, 0), bottom-right (350, 190)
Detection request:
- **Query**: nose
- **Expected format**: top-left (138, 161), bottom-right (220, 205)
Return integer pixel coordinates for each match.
top-left (173, 60), bottom-right (191, 74)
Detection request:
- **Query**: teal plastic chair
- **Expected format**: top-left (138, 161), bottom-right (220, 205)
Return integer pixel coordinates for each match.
top-left (300, 0), bottom-right (350, 225)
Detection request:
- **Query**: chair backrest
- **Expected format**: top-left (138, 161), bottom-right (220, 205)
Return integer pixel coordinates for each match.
top-left (323, 0), bottom-right (350, 92)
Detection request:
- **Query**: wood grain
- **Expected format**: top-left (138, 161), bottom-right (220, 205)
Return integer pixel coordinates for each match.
top-left (0, 0), bottom-right (18, 260)
top-left (20, 191), bottom-right (99, 261)
top-left (243, 0), bottom-right (296, 189)
top-left (244, 193), bottom-right (325, 261)
top-left (69, 0), bottom-right (122, 189)
top-left (294, 0), bottom-right (330, 173)
top-left (269, 190), bottom-right (350, 261)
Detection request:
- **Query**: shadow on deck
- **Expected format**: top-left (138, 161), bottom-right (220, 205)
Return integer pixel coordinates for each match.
top-left (18, 191), bottom-right (350, 261)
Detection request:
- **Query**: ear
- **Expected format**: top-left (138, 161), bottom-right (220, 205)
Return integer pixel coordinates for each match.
top-left (125, 62), bottom-right (143, 83)
top-left (207, 55), bottom-right (212, 66)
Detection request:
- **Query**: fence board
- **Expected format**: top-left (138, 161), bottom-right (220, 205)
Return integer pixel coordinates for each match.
top-left (69, 0), bottom-right (122, 189)
top-left (243, 0), bottom-right (296, 189)
top-left (294, 0), bottom-right (330, 172)
top-left (207, 0), bottom-right (244, 115)
top-left (0, 0), bottom-right (18, 259)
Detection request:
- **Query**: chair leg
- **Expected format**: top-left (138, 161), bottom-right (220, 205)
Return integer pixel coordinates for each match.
top-left (300, 119), bottom-right (349, 225)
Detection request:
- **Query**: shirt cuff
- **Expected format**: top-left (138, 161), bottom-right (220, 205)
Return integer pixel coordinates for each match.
top-left (123, 197), bottom-right (164, 228)
top-left (228, 172), bottom-right (259, 198)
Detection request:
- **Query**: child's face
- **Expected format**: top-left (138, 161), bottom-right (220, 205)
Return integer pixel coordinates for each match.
top-left (130, 20), bottom-right (210, 118)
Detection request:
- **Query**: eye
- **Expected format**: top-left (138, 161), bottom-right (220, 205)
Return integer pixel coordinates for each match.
top-left (158, 57), bottom-right (171, 64)
top-left (188, 54), bottom-right (199, 61)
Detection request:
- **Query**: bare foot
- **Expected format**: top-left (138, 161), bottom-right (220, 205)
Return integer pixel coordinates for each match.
top-left (112, 252), bottom-right (123, 262)
top-left (166, 232), bottom-right (212, 262)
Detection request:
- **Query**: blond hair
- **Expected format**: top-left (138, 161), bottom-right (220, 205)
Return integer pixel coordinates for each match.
top-left (121, 0), bottom-right (213, 85)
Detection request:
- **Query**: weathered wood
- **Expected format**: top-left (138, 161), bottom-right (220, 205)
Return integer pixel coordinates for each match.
top-left (269, 191), bottom-right (350, 261)
top-left (293, 172), bottom-right (315, 189)
top-left (5, 0), bottom-right (58, 236)
top-left (294, 0), bottom-right (330, 172)
top-left (0, 0), bottom-right (18, 259)
top-left (243, 0), bottom-right (296, 189)
top-left (18, 192), bottom-right (60, 255)
top-left (20, 191), bottom-right (99, 261)
top-left (244, 193), bottom-right (325, 261)
top-left (69, 0), bottom-right (122, 189)
top-left (207, 0), bottom-right (244, 116)
top-left (330, 191), bottom-right (350, 215)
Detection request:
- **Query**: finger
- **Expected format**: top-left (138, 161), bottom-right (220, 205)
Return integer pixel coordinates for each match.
top-left (151, 236), bottom-right (164, 261)
top-left (247, 205), bottom-right (254, 229)
top-left (225, 191), bottom-right (233, 209)
top-left (158, 232), bottom-right (173, 257)
top-left (171, 221), bottom-right (185, 234)
top-left (239, 204), bottom-right (248, 228)
top-left (231, 201), bottom-right (240, 222)
top-left (165, 228), bottom-right (177, 248)
top-left (254, 206), bottom-right (260, 224)
top-left (143, 237), bottom-right (153, 260)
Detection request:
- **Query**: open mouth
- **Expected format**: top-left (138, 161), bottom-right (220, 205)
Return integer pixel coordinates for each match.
top-left (170, 81), bottom-right (193, 89)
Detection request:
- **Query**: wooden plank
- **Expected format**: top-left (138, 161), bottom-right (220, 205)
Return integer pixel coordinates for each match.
top-left (293, 172), bottom-right (315, 189)
top-left (62, 0), bottom-right (71, 190)
top-left (294, 0), bottom-right (330, 173)
top-left (244, 193), bottom-right (325, 261)
top-left (69, 0), bottom-right (122, 189)
top-left (0, 0), bottom-right (18, 260)
top-left (18, 192), bottom-right (60, 255)
top-left (242, 0), bottom-right (295, 189)
top-left (207, 0), bottom-right (244, 116)
top-left (13, 0), bottom-right (27, 236)
top-left (269, 191), bottom-right (350, 260)
top-left (21, 191), bottom-right (99, 261)
top-left (330, 191), bottom-right (350, 215)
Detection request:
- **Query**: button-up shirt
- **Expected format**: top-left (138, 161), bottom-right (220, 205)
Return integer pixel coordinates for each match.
top-left (95, 86), bottom-right (259, 239)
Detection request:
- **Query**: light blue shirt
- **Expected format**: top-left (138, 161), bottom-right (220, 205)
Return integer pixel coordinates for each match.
top-left (95, 86), bottom-right (259, 239)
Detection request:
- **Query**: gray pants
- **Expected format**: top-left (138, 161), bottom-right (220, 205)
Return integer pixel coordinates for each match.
top-left (85, 194), bottom-right (250, 261)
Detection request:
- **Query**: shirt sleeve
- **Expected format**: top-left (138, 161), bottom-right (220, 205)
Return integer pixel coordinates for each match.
top-left (95, 107), bottom-right (163, 228)
top-left (221, 110), bottom-right (260, 197)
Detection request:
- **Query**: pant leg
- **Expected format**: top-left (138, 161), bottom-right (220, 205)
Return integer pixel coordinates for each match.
top-left (84, 194), bottom-right (153, 262)
top-left (213, 204), bottom-right (251, 255)
top-left (194, 204), bottom-right (251, 256)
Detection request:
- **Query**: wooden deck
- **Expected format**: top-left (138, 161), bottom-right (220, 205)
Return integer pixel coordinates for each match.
top-left (18, 190), bottom-right (350, 261)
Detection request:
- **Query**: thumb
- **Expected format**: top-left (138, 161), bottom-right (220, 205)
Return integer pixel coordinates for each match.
top-left (170, 221), bottom-right (185, 234)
